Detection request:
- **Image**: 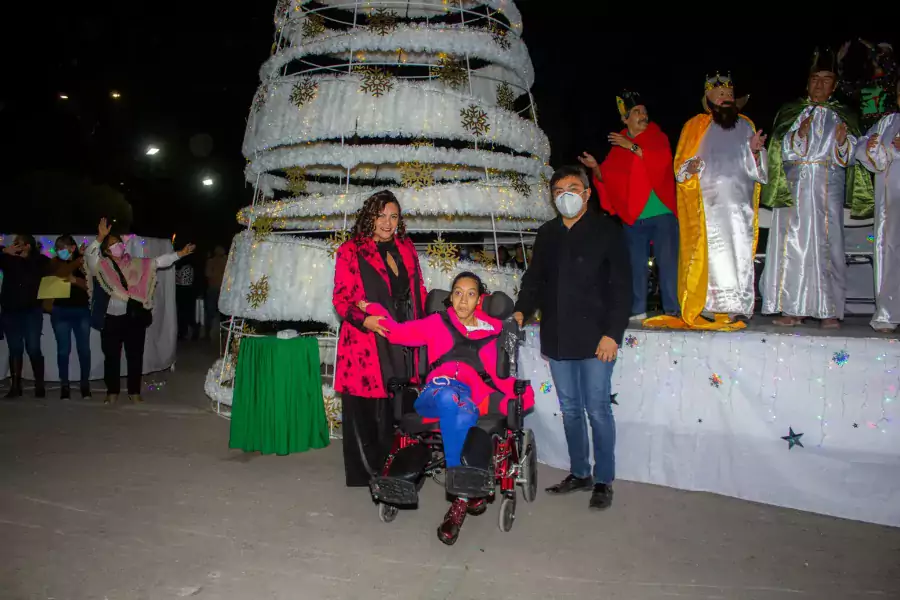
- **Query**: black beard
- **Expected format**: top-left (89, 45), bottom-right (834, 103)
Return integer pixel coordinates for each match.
top-left (710, 102), bottom-right (739, 129)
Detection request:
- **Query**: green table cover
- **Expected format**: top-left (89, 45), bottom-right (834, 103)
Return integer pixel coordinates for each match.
top-left (229, 336), bottom-right (330, 455)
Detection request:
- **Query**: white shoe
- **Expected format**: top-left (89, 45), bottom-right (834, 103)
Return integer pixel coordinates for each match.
top-left (630, 313), bottom-right (648, 321)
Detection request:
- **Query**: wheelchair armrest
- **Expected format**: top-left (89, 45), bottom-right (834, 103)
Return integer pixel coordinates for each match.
top-left (505, 380), bottom-right (529, 430)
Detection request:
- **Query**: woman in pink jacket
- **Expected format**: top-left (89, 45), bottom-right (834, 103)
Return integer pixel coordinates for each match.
top-left (332, 191), bottom-right (427, 488)
top-left (361, 271), bottom-right (535, 545)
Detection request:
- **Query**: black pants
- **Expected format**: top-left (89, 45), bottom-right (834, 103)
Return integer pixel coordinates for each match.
top-left (175, 286), bottom-right (196, 339)
top-left (341, 394), bottom-right (393, 487)
top-left (101, 314), bottom-right (146, 395)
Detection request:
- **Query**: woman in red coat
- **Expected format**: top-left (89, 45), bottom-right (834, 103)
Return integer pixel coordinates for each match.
top-left (332, 190), bottom-right (427, 487)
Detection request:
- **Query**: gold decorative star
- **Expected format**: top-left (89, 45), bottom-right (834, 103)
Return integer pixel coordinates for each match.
top-left (400, 161), bottom-right (435, 190)
top-left (246, 275), bottom-right (270, 309)
top-left (290, 77), bottom-right (318, 108)
top-left (496, 82), bottom-right (515, 112)
top-left (285, 166), bottom-right (307, 195)
top-left (326, 230), bottom-right (351, 258)
top-left (301, 12), bottom-right (326, 39)
top-left (461, 104), bottom-right (490, 137)
top-left (367, 7), bottom-right (398, 36)
top-left (356, 66), bottom-right (395, 97)
top-left (431, 55), bottom-right (469, 90)
top-left (251, 216), bottom-right (275, 239)
top-left (426, 239), bottom-right (459, 274)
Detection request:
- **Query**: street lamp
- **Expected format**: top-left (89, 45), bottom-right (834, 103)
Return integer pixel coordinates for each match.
top-left (202, 177), bottom-right (214, 187)
top-left (145, 146), bottom-right (160, 156)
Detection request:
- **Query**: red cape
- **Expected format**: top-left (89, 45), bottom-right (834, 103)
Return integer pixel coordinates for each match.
top-left (597, 122), bottom-right (677, 225)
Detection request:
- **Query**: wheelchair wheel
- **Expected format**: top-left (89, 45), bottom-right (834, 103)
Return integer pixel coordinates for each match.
top-left (498, 495), bottom-right (516, 532)
top-left (519, 429), bottom-right (538, 503)
top-left (378, 502), bottom-right (398, 523)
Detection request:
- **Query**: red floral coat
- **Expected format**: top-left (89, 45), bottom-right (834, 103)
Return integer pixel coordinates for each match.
top-left (332, 235), bottom-right (427, 398)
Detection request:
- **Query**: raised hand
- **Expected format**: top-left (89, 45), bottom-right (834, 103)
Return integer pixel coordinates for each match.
top-left (836, 122), bottom-right (848, 146)
top-left (577, 152), bottom-right (599, 169)
top-left (178, 243), bottom-right (196, 258)
top-left (750, 129), bottom-right (768, 153)
top-left (867, 134), bottom-right (880, 152)
top-left (608, 132), bottom-right (633, 150)
top-left (98, 218), bottom-right (112, 241)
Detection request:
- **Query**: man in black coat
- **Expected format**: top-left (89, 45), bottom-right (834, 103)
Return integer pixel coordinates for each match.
top-left (514, 165), bottom-right (631, 510)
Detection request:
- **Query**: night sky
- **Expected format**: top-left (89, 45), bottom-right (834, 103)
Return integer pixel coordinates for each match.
top-left (2, 3), bottom-right (896, 250)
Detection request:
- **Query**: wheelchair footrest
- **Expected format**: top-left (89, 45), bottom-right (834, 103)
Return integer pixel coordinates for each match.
top-left (370, 476), bottom-right (419, 506)
top-left (446, 466), bottom-right (494, 498)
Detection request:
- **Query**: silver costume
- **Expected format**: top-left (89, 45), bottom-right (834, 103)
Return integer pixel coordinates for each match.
top-left (678, 120), bottom-right (769, 315)
top-left (761, 105), bottom-right (856, 319)
top-left (856, 113), bottom-right (900, 327)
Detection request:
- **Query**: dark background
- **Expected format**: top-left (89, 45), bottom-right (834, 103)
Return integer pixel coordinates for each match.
top-left (1, 3), bottom-right (896, 250)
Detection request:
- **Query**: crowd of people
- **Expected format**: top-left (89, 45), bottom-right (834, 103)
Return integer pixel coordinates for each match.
top-left (0, 223), bottom-right (195, 403)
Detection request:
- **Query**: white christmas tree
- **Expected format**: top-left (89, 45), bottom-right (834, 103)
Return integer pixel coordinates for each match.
top-left (206, 0), bottom-right (552, 415)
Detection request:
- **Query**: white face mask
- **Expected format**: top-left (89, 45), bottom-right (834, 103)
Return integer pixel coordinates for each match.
top-left (554, 191), bottom-right (585, 218)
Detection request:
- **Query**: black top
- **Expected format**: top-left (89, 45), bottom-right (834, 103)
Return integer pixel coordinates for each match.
top-left (0, 251), bottom-right (49, 312)
top-left (429, 311), bottom-right (494, 379)
top-left (514, 211), bottom-right (632, 360)
top-left (52, 258), bottom-right (90, 309)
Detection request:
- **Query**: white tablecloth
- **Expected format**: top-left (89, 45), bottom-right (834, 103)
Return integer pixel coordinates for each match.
top-left (0, 234), bottom-right (177, 382)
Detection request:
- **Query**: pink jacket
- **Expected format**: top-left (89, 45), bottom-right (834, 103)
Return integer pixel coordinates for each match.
top-left (365, 303), bottom-right (535, 416)
top-left (332, 236), bottom-right (426, 398)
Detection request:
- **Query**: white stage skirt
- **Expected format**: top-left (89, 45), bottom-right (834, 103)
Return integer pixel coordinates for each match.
top-left (520, 326), bottom-right (900, 527)
top-left (0, 234), bottom-right (178, 382)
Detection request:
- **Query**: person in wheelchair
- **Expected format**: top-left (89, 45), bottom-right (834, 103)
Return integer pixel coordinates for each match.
top-left (359, 271), bottom-right (535, 545)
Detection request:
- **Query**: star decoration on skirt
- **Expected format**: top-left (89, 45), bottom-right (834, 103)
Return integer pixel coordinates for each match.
top-left (431, 55), bottom-right (469, 90)
top-left (251, 85), bottom-right (269, 113)
top-left (610, 393), bottom-right (619, 405)
top-left (426, 239), bottom-right (459, 274)
top-left (400, 161), bottom-right (435, 190)
top-left (357, 66), bottom-right (395, 97)
top-left (461, 104), bottom-right (490, 137)
top-left (624, 335), bottom-right (638, 349)
top-left (251, 216), bottom-right (275, 240)
top-left (709, 373), bottom-right (723, 388)
top-left (781, 427), bottom-right (804, 450)
top-left (301, 12), bottom-right (326, 39)
top-left (496, 82), bottom-right (515, 111)
top-left (246, 275), bottom-right (270, 309)
top-left (284, 166), bottom-right (307, 195)
top-left (539, 381), bottom-right (552, 393)
top-left (367, 7), bottom-right (398, 36)
top-left (325, 230), bottom-right (351, 259)
top-left (832, 350), bottom-right (850, 367)
top-left (290, 77), bottom-right (318, 108)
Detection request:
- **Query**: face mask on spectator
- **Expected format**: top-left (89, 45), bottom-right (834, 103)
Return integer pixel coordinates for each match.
top-left (57, 248), bottom-right (72, 261)
top-left (554, 191), bottom-right (584, 218)
top-left (108, 242), bottom-right (126, 258)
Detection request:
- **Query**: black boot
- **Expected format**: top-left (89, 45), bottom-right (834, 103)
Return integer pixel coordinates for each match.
top-left (60, 384), bottom-right (71, 400)
top-left (5, 358), bottom-right (23, 399)
top-left (31, 357), bottom-right (45, 398)
top-left (80, 382), bottom-right (92, 400)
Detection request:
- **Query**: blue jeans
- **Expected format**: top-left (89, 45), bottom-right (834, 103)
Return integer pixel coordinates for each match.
top-left (624, 213), bottom-right (679, 315)
top-left (1, 308), bottom-right (43, 362)
top-left (50, 306), bottom-right (92, 384)
top-left (548, 357), bottom-right (617, 484)
top-left (414, 378), bottom-right (478, 468)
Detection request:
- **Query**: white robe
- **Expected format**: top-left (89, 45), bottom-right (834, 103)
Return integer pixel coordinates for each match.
top-left (761, 105), bottom-right (856, 319)
top-left (856, 113), bottom-right (900, 327)
top-left (676, 120), bottom-right (768, 315)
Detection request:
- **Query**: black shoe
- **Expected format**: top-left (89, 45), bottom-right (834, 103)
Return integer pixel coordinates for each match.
top-left (80, 383), bottom-right (92, 400)
top-left (589, 483), bottom-right (614, 510)
top-left (60, 385), bottom-right (71, 400)
top-left (31, 357), bottom-right (45, 398)
top-left (5, 357), bottom-right (23, 399)
top-left (545, 474), bottom-right (593, 494)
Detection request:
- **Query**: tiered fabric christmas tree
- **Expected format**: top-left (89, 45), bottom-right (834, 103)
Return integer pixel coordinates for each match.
top-left (206, 0), bottom-right (551, 412)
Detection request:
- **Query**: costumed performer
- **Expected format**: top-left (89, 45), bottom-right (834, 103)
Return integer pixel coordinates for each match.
top-left (644, 72), bottom-right (768, 331)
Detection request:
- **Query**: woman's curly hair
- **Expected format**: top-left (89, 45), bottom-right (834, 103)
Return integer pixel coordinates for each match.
top-left (350, 190), bottom-right (407, 240)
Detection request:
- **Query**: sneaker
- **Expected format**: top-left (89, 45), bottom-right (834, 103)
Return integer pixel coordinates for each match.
top-left (629, 313), bottom-right (648, 321)
top-left (589, 483), bottom-right (614, 510)
top-left (545, 474), bottom-right (593, 494)
top-left (437, 498), bottom-right (468, 546)
top-left (466, 498), bottom-right (488, 516)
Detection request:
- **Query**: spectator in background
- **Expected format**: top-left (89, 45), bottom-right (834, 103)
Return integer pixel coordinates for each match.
top-left (175, 259), bottom-right (198, 340)
top-left (204, 246), bottom-right (227, 340)
top-left (47, 235), bottom-right (92, 400)
top-left (497, 246), bottom-right (511, 267)
top-left (513, 245), bottom-right (527, 271)
top-left (1, 234), bottom-right (49, 399)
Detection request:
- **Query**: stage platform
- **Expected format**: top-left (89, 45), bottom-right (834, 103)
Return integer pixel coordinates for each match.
top-left (520, 318), bottom-right (900, 528)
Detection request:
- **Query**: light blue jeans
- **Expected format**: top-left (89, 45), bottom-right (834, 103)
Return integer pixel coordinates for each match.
top-left (548, 357), bottom-right (617, 483)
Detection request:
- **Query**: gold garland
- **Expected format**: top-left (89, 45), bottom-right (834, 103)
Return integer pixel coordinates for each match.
top-left (246, 275), bottom-right (270, 309)
top-left (426, 239), bottom-right (459, 274)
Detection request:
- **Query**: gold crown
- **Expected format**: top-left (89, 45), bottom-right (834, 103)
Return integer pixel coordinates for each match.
top-left (705, 72), bottom-right (733, 90)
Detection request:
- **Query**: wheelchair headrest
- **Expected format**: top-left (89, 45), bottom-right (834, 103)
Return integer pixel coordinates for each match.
top-left (424, 289), bottom-right (516, 320)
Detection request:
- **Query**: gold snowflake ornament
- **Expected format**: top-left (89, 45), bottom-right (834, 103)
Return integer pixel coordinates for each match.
top-left (252, 85), bottom-right (269, 113)
top-left (326, 230), bottom-right (351, 258)
top-left (489, 22), bottom-right (511, 51)
top-left (471, 250), bottom-right (495, 269)
top-left (431, 55), bottom-right (469, 90)
top-left (251, 216), bottom-right (275, 239)
top-left (246, 275), bottom-right (270, 310)
top-left (284, 166), bottom-right (307, 195)
top-left (496, 82), bottom-right (515, 112)
top-left (301, 13), bottom-right (326, 39)
top-left (323, 390), bottom-right (342, 431)
top-left (461, 104), bottom-right (490, 137)
top-left (290, 77), bottom-right (318, 108)
top-left (426, 239), bottom-right (459, 274)
top-left (367, 8), bottom-right (398, 36)
top-left (400, 161), bottom-right (435, 190)
top-left (357, 66), bottom-right (395, 97)
top-left (505, 171), bottom-right (531, 197)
